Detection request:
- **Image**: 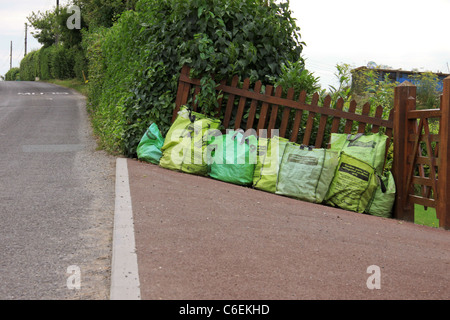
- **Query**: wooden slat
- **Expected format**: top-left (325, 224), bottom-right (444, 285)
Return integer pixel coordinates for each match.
top-left (357, 102), bottom-right (371, 133)
top-left (192, 85), bottom-right (201, 111)
top-left (407, 155), bottom-right (440, 166)
top-left (279, 88), bottom-right (295, 138)
top-left (408, 133), bottom-right (440, 143)
top-left (303, 93), bottom-right (319, 146)
top-left (223, 75), bottom-right (239, 128)
top-left (408, 194), bottom-right (436, 208)
top-left (422, 117), bottom-right (439, 199)
top-left (405, 117), bottom-right (424, 195)
top-left (173, 66), bottom-right (192, 121)
top-left (344, 100), bottom-right (357, 133)
top-left (371, 105), bottom-right (383, 133)
top-left (314, 95), bottom-right (331, 148)
top-left (407, 109), bottom-right (442, 119)
top-left (385, 109), bottom-right (394, 140)
top-left (246, 80), bottom-right (262, 130)
top-left (290, 91), bottom-right (307, 142)
top-left (257, 85), bottom-right (274, 132)
top-left (412, 176), bottom-right (436, 187)
top-left (234, 78), bottom-right (251, 130)
top-left (267, 86), bottom-right (283, 136)
top-left (330, 97), bottom-right (344, 134)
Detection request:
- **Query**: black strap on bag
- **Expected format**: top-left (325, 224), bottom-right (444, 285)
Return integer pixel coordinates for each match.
top-left (376, 174), bottom-right (387, 193)
top-left (346, 133), bottom-right (364, 142)
top-left (187, 106), bottom-right (196, 123)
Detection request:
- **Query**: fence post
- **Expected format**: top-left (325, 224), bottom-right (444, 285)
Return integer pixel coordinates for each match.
top-left (392, 81), bottom-right (416, 222)
top-left (437, 76), bottom-right (450, 229)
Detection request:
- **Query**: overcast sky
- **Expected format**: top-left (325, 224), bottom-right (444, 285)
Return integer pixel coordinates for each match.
top-left (1, 0), bottom-right (449, 88)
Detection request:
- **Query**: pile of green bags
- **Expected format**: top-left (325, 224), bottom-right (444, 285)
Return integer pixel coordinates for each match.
top-left (137, 105), bottom-right (395, 218)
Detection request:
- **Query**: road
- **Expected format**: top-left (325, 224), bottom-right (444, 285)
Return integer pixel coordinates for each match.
top-left (0, 81), bottom-right (115, 299)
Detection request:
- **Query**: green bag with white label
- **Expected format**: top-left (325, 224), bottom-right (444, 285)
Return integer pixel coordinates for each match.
top-left (276, 144), bottom-right (339, 203)
top-left (329, 132), bottom-right (388, 174)
top-left (252, 136), bottom-right (289, 193)
top-left (325, 152), bottom-right (378, 213)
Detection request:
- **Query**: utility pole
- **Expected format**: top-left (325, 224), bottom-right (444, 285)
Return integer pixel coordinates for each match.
top-left (55, 0), bottom-right (60, 45)
top-left (10, 41), bottom-right (12, 69)
top-left (24, 23), bottom-right (27, 57)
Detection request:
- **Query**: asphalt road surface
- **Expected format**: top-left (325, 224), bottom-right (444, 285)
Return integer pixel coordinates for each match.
top-left (0, 81), bottom-right (115, 299)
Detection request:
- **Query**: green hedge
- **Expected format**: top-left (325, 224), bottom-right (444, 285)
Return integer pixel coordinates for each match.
top-left (19, 45), bottom-right (87, 81)
top-left (4, 67), bottom-right (20, 81)
top-left (85, 0), bottom-right (304, 157)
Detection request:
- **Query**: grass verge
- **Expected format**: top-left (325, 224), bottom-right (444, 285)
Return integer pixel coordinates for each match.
top-left (414, 204), bottom-right (439, 228)
top-left (43, 78), bottom-right (88, 97)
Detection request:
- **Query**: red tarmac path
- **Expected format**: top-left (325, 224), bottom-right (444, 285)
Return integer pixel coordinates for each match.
top-left (127, 159), bottom-right (449, 300)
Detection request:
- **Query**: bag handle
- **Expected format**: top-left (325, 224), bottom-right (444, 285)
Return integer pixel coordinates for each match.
top-left (299, 145), bottom-right (314, 151)
top-left (186, 106), bottom-right (196, 123)
top-left (377, 174), bottom-right (387, 193)
top-left (145, 122), bottom-right (157, 140)
top-left (346, 133), bottom-right (364, 142)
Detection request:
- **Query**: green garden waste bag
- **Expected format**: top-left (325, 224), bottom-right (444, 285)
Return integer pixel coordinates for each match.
top-left (276, 144), bottom-right (339, 203)
top-left (209, 129), bottom-right (258, 186)
top-left (159, 106), bottom-right (221, 176)
top-left (325, 152), bottom-right (378, 213)
top-left (366, 171), bottom-right (396, 218)
top-left (252, 136), bottom-right (289, 193)
top-left (329, 132), bottom-right (388, 174)
top-left (136, 122), bottom-right (165, 165)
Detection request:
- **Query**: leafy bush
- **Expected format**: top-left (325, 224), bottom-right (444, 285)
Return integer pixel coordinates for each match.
top-left (4, 67), bottom-right (20, 81)
top-left (19, 44), bottom-right (86, 82)
top-left (87, 0), bottom-right (304, 156)
top-left (20, 50), bottom-right (40, 81)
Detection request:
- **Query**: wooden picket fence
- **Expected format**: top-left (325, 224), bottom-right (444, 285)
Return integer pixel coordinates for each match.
top-left (172, 65), bottom-right (450, 229)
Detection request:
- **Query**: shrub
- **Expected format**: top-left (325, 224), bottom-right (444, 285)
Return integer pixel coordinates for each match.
top-left (4, 67), bottom-right (20, 81)
top-left (87, 0), bottom-right (304, 156)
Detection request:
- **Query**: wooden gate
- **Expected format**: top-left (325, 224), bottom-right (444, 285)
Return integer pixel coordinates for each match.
top-left (393, 77), bottom-right (450, 229)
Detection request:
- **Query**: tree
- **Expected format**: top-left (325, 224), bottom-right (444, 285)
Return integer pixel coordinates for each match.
top-left (72, 0), bottom-right (138, 28)
top-left (409, 72), bottom-right (441, 109)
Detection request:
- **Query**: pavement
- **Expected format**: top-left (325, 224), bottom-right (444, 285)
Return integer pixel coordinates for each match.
top-left (111, 157), bottom-right (450, 301)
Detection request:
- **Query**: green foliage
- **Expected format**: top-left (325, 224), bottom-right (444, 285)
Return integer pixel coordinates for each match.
top-left (360, 70), bottom-right (397, 118)
top-left (270, 60), bottom-right (321, 100)
top-left (409, 72), bottom-right (441, 109)
top-left (325, 63), bottom-right (353, 107)
top-left (87, 0), bottom-right (304, 157)
top-left (73, 0), bottom-right (138, 28)
top-left (19, 44), bottom-right (86, 82)
top-left (27, 10), bottom-right (58, 48)
top-left (20, 50), bottom-right (40, 80)
top-left (4, 67), bottom-right (20, 81)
